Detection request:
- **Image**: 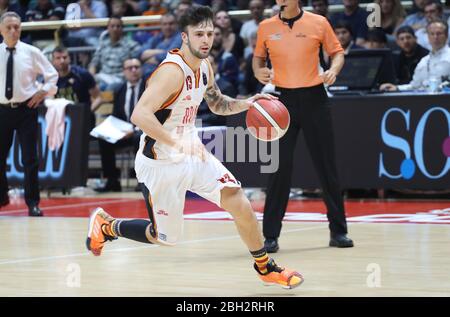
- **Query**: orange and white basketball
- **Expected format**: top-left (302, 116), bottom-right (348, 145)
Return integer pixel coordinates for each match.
top-left (246, 98), bottom-right (290, 141)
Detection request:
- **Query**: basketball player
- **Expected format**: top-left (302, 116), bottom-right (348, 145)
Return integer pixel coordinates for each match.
top-left (86, 6), bottom-right (303, 289)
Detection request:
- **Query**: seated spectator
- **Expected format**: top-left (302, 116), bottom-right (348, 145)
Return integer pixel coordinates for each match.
top-left (52, 46), bottom-right (102, 131)
top-left (240, 0), bottom-right (265, 54)
top-left (214, 9), bottom-right (244, 61)
top-left (25, 0), bottom-right (65, 48)
top-left (141, 0), bottom-right (167, 23)
top-left (415, 0), bottom-right (449, 50)
top-left (106, 0), bottom-right (138, 17)
top-left (96, 58), bottom-right (145, 192)
top-left (210, 25), bottom-right (240, 88)
top-left (374, 0), bottom-right (405, 35)
top-left (320, 20), bottom-right (363, 70)
top-left (312, 0), bottom-right (330, 20)
top-left (135, 0), bottom-right (168, 43)
top-left (393, 25), bottom-right (429, 84)
top-left (380, 19), bottom-right (450, 91)
top-left (334, 20), bottom-right (365, 54)
top-left (364, 27), bottom-right (388, 49)
top-left (330, 0), bottom-right (368, 46)
top-left (64, 0), bottom-right (109, 46)
top-left (89, 16), bottom-right (141, 90)
top-left (139, 12), bottom-right (181, 78)
top-left (174, 0), bottom-right (192, 23)
top-left (140, 0), bottom-right (167, 15)
top-left (400, 0), bottom-right (428, 31)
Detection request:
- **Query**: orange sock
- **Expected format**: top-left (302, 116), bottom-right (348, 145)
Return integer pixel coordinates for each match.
top-left (101, 220), bottom-right (116, 237)
top-left (251, 248), bottom-right (269, 274)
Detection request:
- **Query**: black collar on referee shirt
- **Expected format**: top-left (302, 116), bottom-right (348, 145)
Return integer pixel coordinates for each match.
top-left (278, 10), bottom-right (304, 29)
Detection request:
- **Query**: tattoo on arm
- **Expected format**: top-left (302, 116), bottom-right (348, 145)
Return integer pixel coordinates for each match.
top-left (204, 82), bottom-right (247, 115)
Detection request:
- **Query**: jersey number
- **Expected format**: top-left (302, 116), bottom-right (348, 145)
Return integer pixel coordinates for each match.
top-left (186, 76), bottom-right (193, 90)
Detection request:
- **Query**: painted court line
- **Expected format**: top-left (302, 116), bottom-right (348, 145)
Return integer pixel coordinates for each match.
top-left (0, 198), bottom-right (138, 215)
top-left (0, 225), bottom-right (326, 266)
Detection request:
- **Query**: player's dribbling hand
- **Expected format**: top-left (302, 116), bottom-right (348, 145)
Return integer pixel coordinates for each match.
top-left (174, 138), bottom-right (207, 162)
top-left (255, 67), bottom-right (273, 85)
top-left (246, 93), bottom-right (278, 109)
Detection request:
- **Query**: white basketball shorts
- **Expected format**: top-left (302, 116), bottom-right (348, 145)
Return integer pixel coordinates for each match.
top-left (134, 152), bottom-right (241, 245)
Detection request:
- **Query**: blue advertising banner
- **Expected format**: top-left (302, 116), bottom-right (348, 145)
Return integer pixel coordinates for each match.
top-left (225, 94), bottom-right (450, 189)
top-left (6, 104), bottom-right (90, 188)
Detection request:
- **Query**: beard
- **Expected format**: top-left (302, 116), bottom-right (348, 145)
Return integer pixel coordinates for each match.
top-left (57, 64), bottom-right (70, 74)
top-left (187, 39), bottom-right (210, 59)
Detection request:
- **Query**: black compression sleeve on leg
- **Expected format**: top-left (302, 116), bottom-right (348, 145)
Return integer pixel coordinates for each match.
top-left (114, 219), bottom-right (153, 244)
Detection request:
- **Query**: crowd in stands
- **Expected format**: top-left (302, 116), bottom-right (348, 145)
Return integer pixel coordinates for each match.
top-left (2, 0), bottom-right (450, 122)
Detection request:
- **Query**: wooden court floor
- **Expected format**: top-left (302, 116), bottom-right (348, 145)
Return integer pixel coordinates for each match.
top-left (1, 194), bottom-right (450, 297)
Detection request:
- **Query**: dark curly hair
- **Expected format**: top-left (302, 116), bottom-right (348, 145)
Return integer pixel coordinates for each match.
top-left (178, 5), bottom-right (214, 33)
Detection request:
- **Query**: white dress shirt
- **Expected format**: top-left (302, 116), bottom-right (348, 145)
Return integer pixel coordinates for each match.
top-left (398, 45), bottom-right (450, 91)
top-left (0, 41), bottom-right (58, 104)
top-left (124, 79), bottom-right (141, 121)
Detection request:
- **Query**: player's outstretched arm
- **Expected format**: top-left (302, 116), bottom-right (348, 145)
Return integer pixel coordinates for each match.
top-left (204, 81), bottom-right (251, 115)
top-left (204, 61), bottom-right (277, 116)
top-left (130, 63), bottom-right (184, 148)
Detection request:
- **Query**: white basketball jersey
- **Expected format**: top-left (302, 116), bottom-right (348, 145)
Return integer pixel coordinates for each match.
top-left (137, 49), bottom-right (210, 165)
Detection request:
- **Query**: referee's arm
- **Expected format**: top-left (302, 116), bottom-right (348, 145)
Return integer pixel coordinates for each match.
top-left (322, 52), bottom-right (344, 85)
top-left (252, 56), bottom-right (273, 85)
top-left (321, 18), bottom-right (345, 86)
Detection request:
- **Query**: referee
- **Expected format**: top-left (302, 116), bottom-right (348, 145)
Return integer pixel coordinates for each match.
top-left (0, 12), bottom-right (58, 216)
top-left (253, 0), bottom-right (353, 251)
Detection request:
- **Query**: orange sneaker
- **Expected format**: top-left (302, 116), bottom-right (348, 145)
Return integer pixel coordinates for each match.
top-left (255, 258), bottom-right (304, 289)
top-left (86, 207), bottom-right (116, 256)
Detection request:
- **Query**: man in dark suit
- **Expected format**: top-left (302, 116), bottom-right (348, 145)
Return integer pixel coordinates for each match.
top-left (96, 58), bottom-right (145, 192)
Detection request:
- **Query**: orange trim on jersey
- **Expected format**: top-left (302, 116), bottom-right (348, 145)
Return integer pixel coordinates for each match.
top-left (169, 49), bottom-right (195, 73)
top-left (145, 61), bottom-right (181, 85)
top-left (195, 68), bottom-right (201, 88)
top-left (160, 85), bottom-right (183, 110)
top-left (169, 49), bottom-right (201, 88)
top-left (145, 61), bottom-right (184, 110)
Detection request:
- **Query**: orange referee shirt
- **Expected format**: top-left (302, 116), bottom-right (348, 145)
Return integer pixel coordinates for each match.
top-left (254, 11), bottom-right (344, 89)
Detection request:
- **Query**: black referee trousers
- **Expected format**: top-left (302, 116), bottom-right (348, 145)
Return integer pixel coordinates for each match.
top-left (0, 104), bottom-right (40, 207)
top-left (263, 84), bottom-right (348, 238)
